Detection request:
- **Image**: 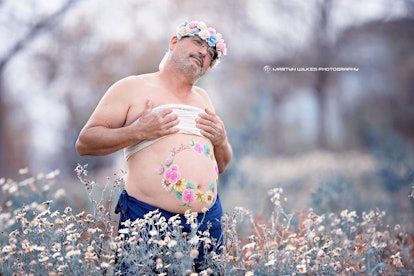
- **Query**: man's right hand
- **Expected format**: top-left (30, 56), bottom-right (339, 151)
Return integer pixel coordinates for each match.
top-left (132, 100), bottom-right (180, 141)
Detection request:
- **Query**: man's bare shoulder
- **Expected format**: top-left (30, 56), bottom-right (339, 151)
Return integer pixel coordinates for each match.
top-left (192, 85), bottom-right (208, 96)
top-left (192, 85), bottom-right (215, 109)
top-left (105, 73), bottom-right (157, 97)
top-left (112, 73), bottom-right (156, 88)
top-left (193, 85), bottom-right (212, 100)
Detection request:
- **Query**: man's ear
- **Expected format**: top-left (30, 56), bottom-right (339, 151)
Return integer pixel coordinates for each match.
top-left (169, 35), bottom-right (179, 50)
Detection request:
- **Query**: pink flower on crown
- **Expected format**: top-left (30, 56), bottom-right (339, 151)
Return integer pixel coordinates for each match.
top-left (208, 27), bottom-right (216, 35)
top-left (216, 40), bottom-right (226, 53)
top-left (189, 21), bottom-right (198, 29)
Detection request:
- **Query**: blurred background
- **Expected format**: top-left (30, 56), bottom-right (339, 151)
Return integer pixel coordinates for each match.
top-left (1, 0), bottom-right (413, 230)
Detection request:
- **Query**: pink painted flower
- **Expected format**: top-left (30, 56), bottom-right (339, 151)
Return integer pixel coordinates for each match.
top-left (193, 143), bottom-right (203, 154)
top-left (157, 167), bottom-right (164, 174)
top-left (164, 165), bottom-right (181, 184)
top-left (165, 159), bottom-right (172, 166)
top-left (214, 164), bottom-right (219, 176)
top-left (182, 189), bottom-right (195, 205)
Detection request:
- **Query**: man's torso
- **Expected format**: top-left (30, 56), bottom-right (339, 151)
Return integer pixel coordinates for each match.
top-left (123, 74), bottom-right (218, 214)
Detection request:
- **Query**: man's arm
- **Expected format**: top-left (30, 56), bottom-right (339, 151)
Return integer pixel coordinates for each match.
top-left (213, 137), bottom-right (233, 173)
top-left (76, 77), bottom-right (179, 156)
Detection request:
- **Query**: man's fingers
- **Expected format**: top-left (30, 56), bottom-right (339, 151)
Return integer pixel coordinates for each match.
top-left (204, 107), bottom-right (215, 115)
top-left (158, 108), bottom-right (176, 118)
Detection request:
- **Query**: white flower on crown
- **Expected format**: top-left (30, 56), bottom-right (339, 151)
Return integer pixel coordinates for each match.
top-left (179, 26), bottom-right (190, 37)
top-left (198, 29), bottom-right (210, 40)
top-left (196, 21), bottom-right (208, 30)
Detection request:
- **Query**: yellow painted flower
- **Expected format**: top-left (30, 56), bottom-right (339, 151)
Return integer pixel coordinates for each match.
top-left (173, 178), bottom-right (186, 193)
top-left (195, 189), bottom-right (204, 202)
top-left (204, 190), bottom-right (214, 205)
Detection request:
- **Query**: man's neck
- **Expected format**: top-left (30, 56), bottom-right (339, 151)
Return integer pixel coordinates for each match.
top-left (158, 67), bottom-right (197, 96)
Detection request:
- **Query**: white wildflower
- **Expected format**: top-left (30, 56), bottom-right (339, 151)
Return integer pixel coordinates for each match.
top-left (66, 249), bottom-right (81, 258)
top-left (149, 229), bottom-right (158, 236)
top-left (190, 249), bottom-right (199, 258)
top-left (19, 168), bottom-right (29, 175)
top-left (39, 256), bottom-right (49, 262)
top-left (297, 263), bottom-right (307, 273)
top-left (155, 258), bottom-right (163, 269)
top-left (391, 252), bottom-right (403, 268)
top-left (168, 239), bottom-right (177, 248)
top-left (242, 242), bottom-right (256, 250)
top-left (34, 245), bottom-right (45, 251)
top-left (189, 235), bottom-right (199, 245)
top-left (2, 246), bottom-right (12, 253)
top-left (45, 169), bottom-right (60, 179)
top-left (118, 228), bottom-right (130, 235)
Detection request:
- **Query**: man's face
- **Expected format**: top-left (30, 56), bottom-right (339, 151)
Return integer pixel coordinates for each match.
top-left (170, 36), bottom-right (217, 80)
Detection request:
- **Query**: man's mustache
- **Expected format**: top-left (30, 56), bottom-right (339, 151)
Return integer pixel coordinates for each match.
top-left (189, 53), bottom-right (204, 67)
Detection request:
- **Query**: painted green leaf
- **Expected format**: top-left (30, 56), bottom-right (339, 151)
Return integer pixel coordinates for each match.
top-left (186, 182), bottom-right (196, 189)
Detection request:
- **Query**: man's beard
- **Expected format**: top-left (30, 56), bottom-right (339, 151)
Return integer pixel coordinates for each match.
top-left (172, 53), bottom-right (205, 82)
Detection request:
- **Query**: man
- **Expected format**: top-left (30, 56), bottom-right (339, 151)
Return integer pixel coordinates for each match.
top-left (75, 20), bottom-right (232, 269)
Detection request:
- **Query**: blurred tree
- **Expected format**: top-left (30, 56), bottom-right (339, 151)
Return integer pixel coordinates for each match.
top-left (313, 0), bottom-right (332, 149)
top-left (0, 0), bottom-right (79, 177)
top-left (336, 18), bottom-right (414, 148)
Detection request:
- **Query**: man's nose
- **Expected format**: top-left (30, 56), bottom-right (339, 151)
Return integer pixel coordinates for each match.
top-left (198, 44), bottom-right (208, 55)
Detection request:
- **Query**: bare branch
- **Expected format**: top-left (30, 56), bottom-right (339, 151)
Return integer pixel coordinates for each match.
top-left (0, 0), bottom-right (79, 70)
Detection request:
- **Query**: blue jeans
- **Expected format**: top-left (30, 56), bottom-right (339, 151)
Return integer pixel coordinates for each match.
top-left (115, 190), bottom-right (224, 261)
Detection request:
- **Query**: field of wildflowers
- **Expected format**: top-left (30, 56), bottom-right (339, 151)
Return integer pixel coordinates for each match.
top-left (1, 164), bottom-right (413, 275)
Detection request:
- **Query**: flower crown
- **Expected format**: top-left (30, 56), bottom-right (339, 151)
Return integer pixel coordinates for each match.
top-left (176, 20), bottom-right (227, 68)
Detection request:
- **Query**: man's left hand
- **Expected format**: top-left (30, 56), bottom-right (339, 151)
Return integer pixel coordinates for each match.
top-left (196, 108), bottom-right (227, 147)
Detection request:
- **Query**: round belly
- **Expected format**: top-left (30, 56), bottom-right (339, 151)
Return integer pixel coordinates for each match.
top-left (125, 134), bottom-right (219, 213)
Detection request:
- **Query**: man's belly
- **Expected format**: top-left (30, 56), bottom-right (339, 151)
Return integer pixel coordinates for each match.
top-left (124, 134), bottom-right (219, 214)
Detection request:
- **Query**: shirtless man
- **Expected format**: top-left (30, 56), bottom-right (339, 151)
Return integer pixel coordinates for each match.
top-left (75, 20), bottom-right (232, 267)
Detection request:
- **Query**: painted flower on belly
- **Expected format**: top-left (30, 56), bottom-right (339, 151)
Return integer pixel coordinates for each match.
top-left (195, 189), bottom-right (204, 203)
top-left (204, 190), bottom-right (215, 205)
top-left (182, 189), bottom-right (195, 206)
top-left (193, 142), bottom-right (204, 154)
top-left (213, 163), bottom-right (219, 176)
top-left (173, 179), bottom-right (186, 193)
top-left (164, 165), bottom-right (181, 184)
top-left (157, 140), bottom-right (220, 208)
